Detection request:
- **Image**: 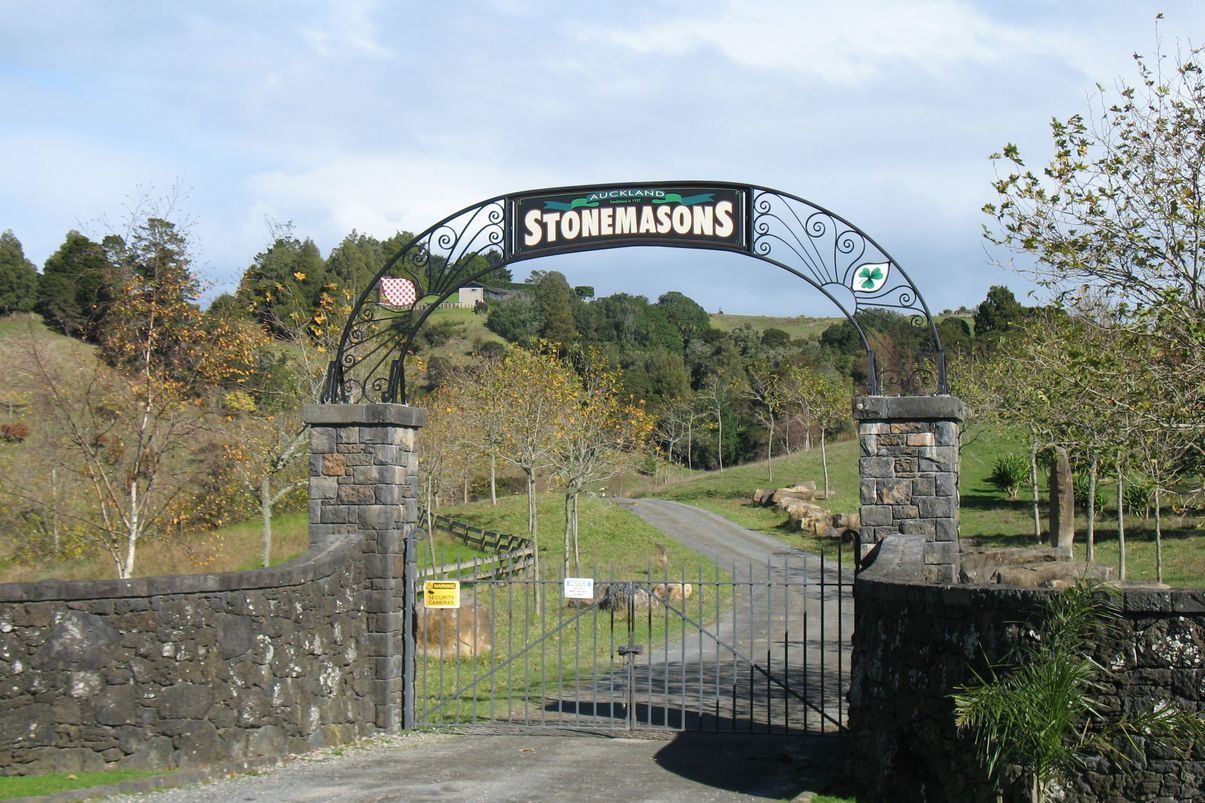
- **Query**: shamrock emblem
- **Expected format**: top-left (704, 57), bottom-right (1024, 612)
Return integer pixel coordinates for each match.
top-left (853, 262), bottom-right (890, 292)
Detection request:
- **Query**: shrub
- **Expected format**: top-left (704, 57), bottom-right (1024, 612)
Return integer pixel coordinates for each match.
top-left (987, 454), bottom-right (1029, 500)
top-left (1122, 479), bottom-right (1154, 519)
top-left (0, 422), bottom-right (29, 443)
top-left (1072, 473), bottom-right (1105, 512)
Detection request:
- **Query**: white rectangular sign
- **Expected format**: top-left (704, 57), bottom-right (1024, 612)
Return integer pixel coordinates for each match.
top-left (563, 577), bottom-right (595, 600)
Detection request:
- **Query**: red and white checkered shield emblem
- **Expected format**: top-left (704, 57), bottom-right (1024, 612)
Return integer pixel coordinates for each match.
top-left (379, 276), bottom-right (417, 307)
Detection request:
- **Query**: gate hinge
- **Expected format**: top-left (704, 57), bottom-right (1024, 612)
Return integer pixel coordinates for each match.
top-left (617, 645), bottom-right (643, 657)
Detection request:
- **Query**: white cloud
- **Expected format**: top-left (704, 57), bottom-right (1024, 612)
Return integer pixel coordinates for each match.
top-left (245, 154), bottom-right (558, 244)
top-left (595, 0), bottom-right (1036, 85)
top-left (300, 0), bottom-right (394, 60)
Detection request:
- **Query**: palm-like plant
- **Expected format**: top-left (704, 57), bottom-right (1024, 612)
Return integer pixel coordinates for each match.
top-left (953, 583), bottom-right (1205, 802)
top-left (987, 453), bottom-right (1029, 501)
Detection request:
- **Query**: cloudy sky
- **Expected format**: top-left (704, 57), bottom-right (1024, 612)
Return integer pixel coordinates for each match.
top-left (2, 1), bottom-right (1201, 315)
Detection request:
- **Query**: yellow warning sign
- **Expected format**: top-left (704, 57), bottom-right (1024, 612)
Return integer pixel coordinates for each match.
top-left (423, 580), bottom-right (460, 609)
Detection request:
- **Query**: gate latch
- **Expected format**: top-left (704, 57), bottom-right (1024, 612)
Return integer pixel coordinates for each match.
top-left (617, 645), bottom-right (642, 657)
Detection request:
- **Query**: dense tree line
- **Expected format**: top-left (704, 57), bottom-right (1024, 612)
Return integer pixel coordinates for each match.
top-left (482, 270), bottom-right (1035, 474)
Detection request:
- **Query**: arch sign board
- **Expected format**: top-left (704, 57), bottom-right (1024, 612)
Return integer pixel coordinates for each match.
top-left (513, 185), bottom-right (746, 257)
top-left (324, 180), bottom-right (944, 404)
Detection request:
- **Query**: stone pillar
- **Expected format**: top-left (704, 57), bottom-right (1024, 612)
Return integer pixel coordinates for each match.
top-left (853, 396), bottom-right (966, 584)
top-left (1047, 445), bottom-right (1075, 555)
top-left (302, 403), bottom-right (426, 733)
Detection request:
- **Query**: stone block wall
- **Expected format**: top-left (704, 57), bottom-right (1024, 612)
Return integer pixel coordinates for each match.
top-left (853, 395), bottom-right (966, 583)
top-left (302, 403), bottom-right (425, 731)
top-left (0, 403), bottom-right (425, 776)
top-left (0, 537), bottom-right (371, 775)
top-left (849, 535), bottom-right (1205, 802)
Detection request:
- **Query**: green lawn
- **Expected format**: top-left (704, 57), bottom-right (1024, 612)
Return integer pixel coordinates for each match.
top-left (646, 424), bottom-right (1204, 587)
top-left (443, 492), bottom-right (716, 575)
top-left (0, 768), bottom-right (163, 800)
top-left (957, 424), bottom-right (1205, 587)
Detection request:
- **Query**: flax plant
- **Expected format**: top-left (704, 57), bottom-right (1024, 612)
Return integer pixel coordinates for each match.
top-left (953, 582), bottom-right (1205, 802)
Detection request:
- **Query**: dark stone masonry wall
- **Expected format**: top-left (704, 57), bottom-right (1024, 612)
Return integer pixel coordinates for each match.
top-left (0, 535), bottom-right (372, 775)
top-left (849, 535), bottom-right (1205, 803)
top-left (0, 403), bottom-right (424, 776)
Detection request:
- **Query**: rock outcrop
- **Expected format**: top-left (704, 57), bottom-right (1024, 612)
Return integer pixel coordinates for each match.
top-left (958, 545), bottom-right (1114, 587)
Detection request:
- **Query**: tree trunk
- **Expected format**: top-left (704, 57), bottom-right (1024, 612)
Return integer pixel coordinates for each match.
top-left (1047, 446), bottom-right (1074, 556)
top-left (1154, 482), bottom-right (1163, 584)
top-left (1086, 456), bottom-right (1098, 562)
top-left (51, 467), bottom-right (60, 555)
top-left (821, 430), bottom-right (830, 500)
top-left (122, 481), bottom-right (138, 580)
top-left (716, 407), bottom-right (724, 472)
top-left (489, 453), bottom-right (497, 506)
top-left (686, 419), bottom-right (693, 472)
top-left (526, 468), bottom-right (542, 615)
top-left (563, 492), bottom-right (572, 577)
top-left (1030, 438), bottom-right (1042, 543)
top-left (572, 492), bottom-right (580, 574)
top-left (425, 478), bottom-right (436, 566)
top-left (260, 474), bottom-right (273, 568)
top-left (1117, 456), bottom-right (1126, 581)
top-left (765, 413), bottom-right (774, 483)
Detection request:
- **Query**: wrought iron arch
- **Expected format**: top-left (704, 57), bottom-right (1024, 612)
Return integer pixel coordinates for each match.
top-left (322, 182), bottom-right (946, 404)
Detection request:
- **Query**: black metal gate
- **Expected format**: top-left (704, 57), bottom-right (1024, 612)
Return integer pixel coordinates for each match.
top-left (410, 548), bottom-right (852, 734)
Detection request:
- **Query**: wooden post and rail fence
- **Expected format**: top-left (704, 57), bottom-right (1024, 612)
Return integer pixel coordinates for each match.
top-left (418, 512), bottom-right (534, 582)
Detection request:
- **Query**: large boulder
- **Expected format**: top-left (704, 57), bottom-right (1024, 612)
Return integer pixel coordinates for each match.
top-left (785, 500), bottom-right (830, 534)
top-left (414, 598), bottom-right (493, 659)
top-left (651, 582), bottom-right (694, 603)
top-left (772, 483), bottom-right (817, 507)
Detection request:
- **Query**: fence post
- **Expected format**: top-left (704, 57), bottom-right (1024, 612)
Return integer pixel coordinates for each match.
top-left (303, 403), bottom-right (427, 733)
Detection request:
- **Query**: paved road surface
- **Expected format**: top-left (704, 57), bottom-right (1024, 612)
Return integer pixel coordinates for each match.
top-left (102, 500), bottom-right (853, 802)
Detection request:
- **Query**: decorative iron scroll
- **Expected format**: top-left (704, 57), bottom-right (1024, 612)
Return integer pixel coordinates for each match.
top-left (323, 182), bottom-right (946, 404)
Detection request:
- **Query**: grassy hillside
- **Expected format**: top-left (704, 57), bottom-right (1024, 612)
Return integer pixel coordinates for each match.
top-left (709, 312), bottom-right (837, 341)
top-left (443, 492), bottom-right (717, 575)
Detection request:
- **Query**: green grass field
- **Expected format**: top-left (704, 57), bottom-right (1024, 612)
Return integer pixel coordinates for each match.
top-left (0, 768), bottom-right (163, 800)
top-left (646, 425), bottom-right (1204, 587)
top-left (443, 492), bottom-right (720, 575)
top-left (956, 424), bottom-right (1204, 587)
top-left (708, 312), bottom-right (837, 342)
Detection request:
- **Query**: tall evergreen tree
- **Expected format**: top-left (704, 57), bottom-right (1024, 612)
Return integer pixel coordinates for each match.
top-left (101, 217), bottom-right (203, 377)
top-left (974, 285), bottom-right (1028, 337)
top-left (237, 233), bottom-right (327, 337)
top-left (326, 230), bottom-right (387, 295)
top-left (656, 290), bottom-right (711, 341)
top-left (535, 271), bottom-right (578, 345)
top-left (36, 231), bottom-right (116, 340)
top-left (0, 230), bottom-right (38, 314)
